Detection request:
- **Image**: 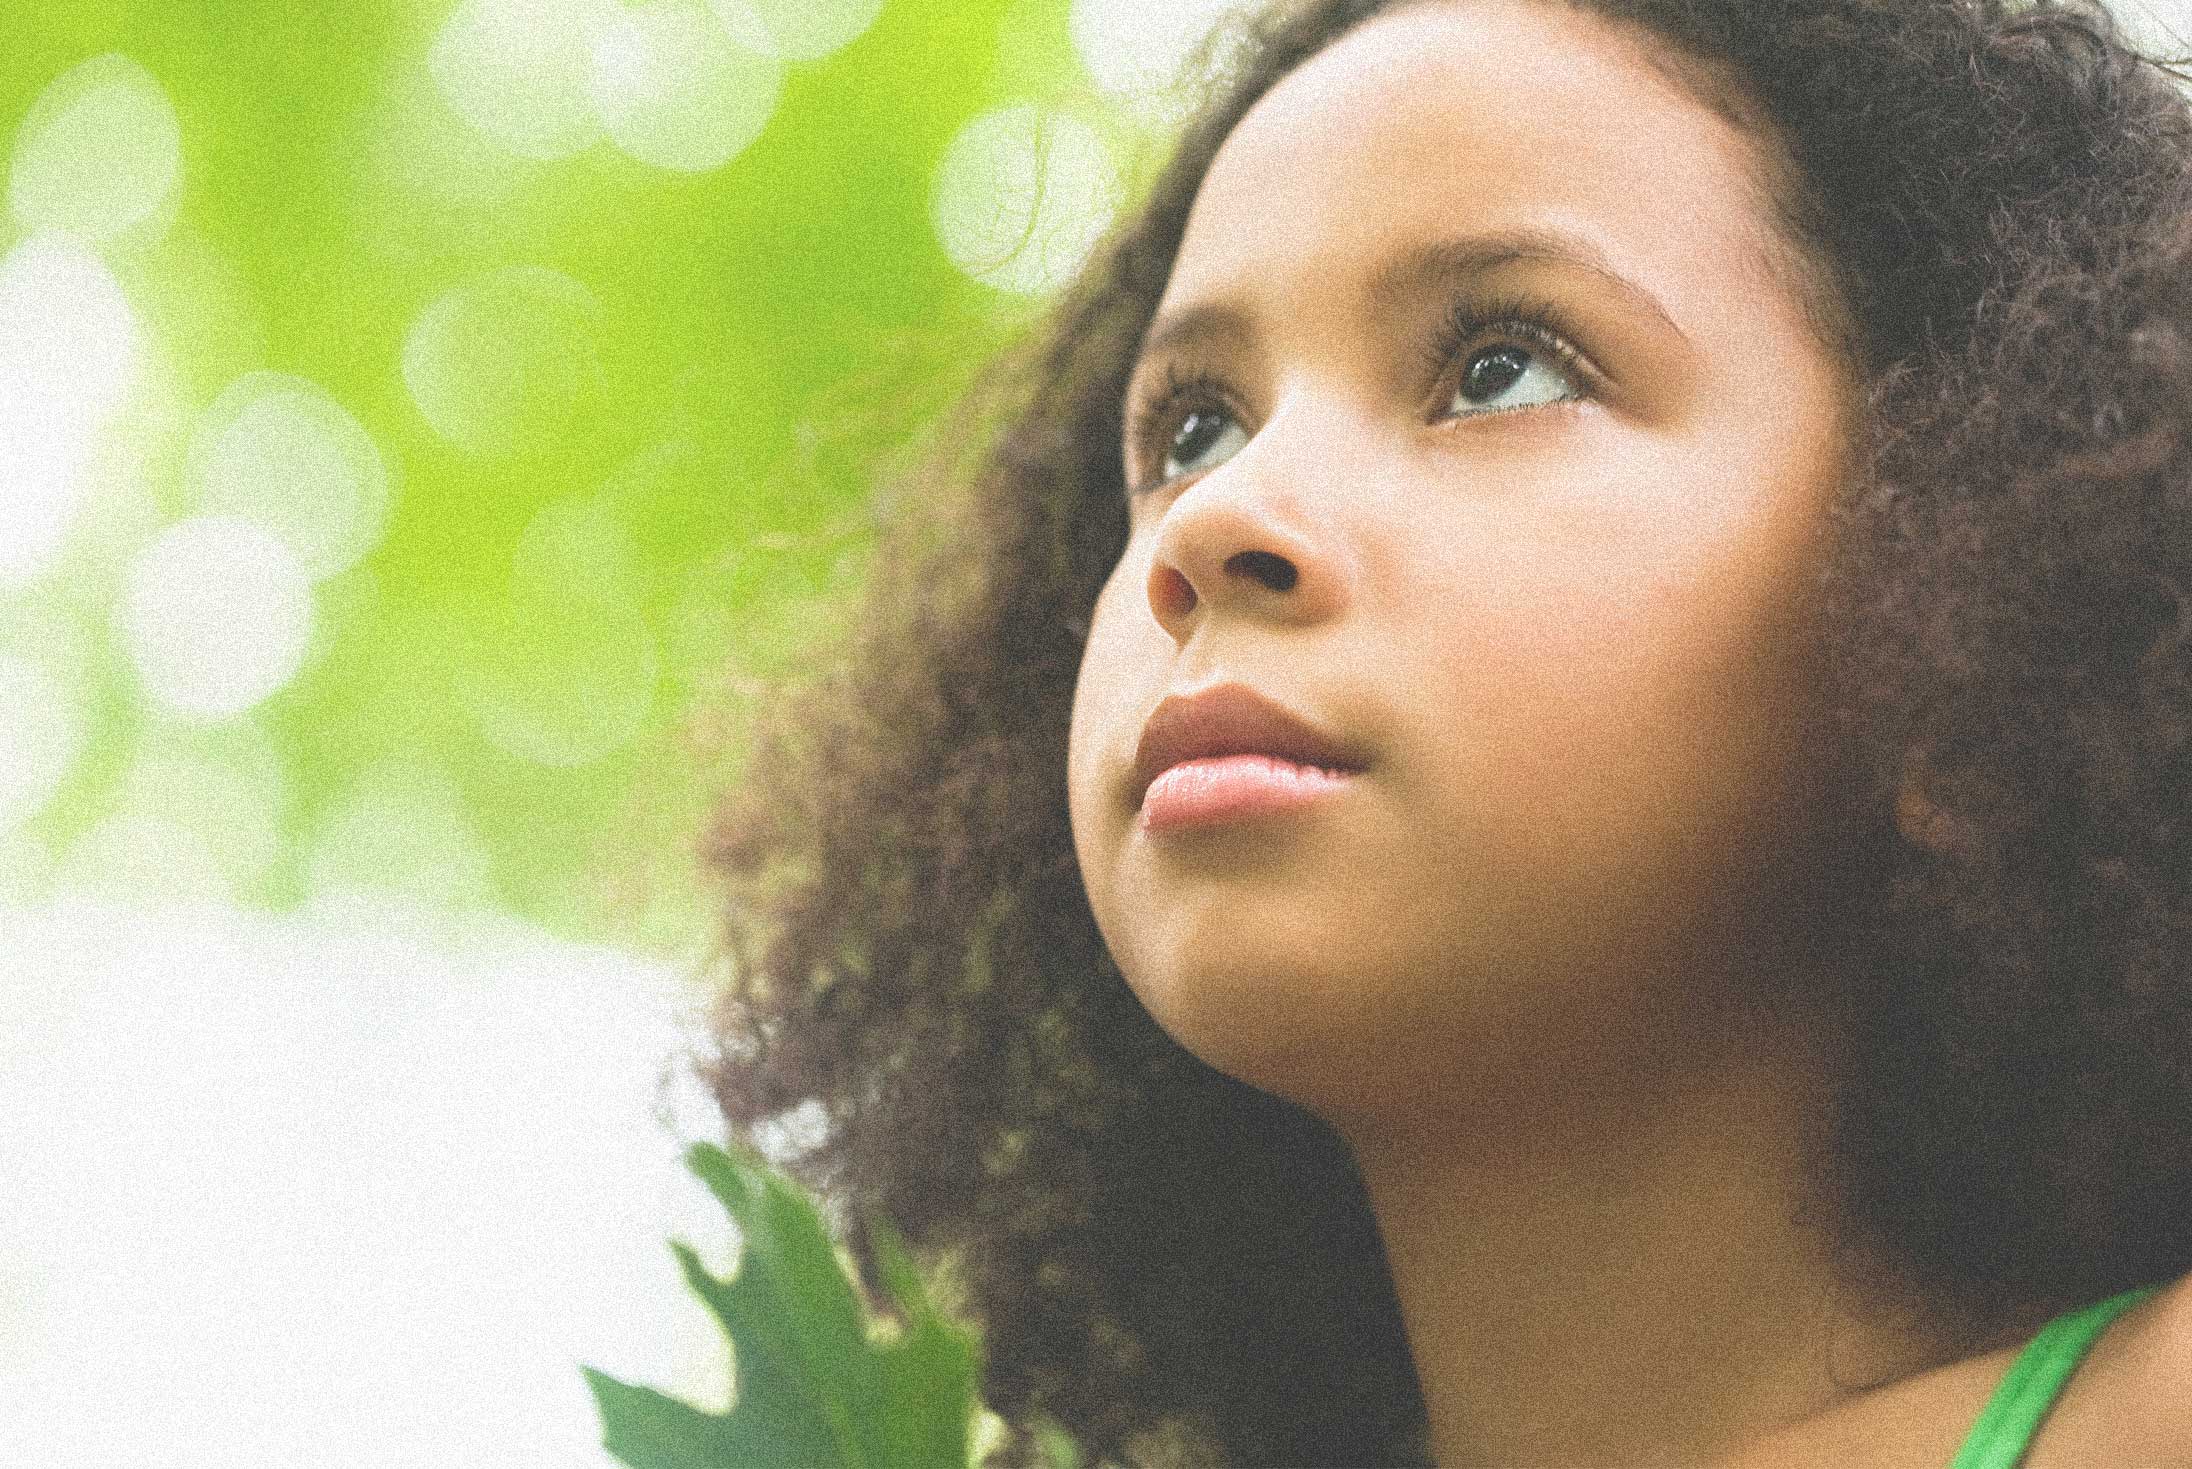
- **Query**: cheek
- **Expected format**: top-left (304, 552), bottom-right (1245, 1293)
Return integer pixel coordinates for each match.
top-left (1423, 531), bottom-right (1831, 929)
top-left (1065, 610), bottom-right (1137, 984)
top-left (1066, 654), bottom-right (1105, 828)
top-left (1066, 575), bottom-right (1137, 838)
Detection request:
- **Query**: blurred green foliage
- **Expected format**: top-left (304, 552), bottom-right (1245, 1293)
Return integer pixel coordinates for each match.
top-left (0, 0), bottom-right (1164, 956)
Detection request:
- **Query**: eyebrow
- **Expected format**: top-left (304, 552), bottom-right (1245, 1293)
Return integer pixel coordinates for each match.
top-left (1132, 223), bottom-right (1688, 370)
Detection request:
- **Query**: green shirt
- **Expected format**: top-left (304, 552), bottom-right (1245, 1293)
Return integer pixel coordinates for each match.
top-left (1947, 1282), bottom-right (2164, 1469)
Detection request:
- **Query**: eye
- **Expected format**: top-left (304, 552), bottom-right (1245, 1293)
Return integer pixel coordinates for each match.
top-left (1424, 291), bottom-right (1595, 425)
top-left (1121, 290), bottom-right (1597, 499)
top-left (1122, 363), bottom-right (1251, 495)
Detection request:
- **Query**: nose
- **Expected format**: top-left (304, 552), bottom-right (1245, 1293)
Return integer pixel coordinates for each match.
top-left (1145, 468), bottom-right (1354, 643)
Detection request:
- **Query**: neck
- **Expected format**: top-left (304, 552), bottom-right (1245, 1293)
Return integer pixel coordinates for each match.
top-left (1335, 997), bottom-right (1954, 1468)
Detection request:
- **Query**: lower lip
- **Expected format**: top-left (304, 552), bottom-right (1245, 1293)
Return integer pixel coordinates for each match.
top-left (1139, 754), bottom-right (1361, 834)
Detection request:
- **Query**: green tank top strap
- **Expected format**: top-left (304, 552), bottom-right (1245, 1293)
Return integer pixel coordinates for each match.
top-left (1946, 1281), bottom-right (2165, 1469)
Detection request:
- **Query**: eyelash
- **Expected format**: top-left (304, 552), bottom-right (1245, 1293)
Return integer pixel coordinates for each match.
top-left (1122, 291), bottom-right (1595, 498)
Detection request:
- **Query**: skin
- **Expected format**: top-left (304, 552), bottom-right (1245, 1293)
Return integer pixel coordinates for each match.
top-left (1063, 0), bottom-right (2192, 1463)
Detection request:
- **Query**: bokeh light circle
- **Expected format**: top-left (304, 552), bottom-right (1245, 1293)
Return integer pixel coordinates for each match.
top-left (370, 61), bottom-right (535, 210)
top-left (586, 0), bottom-right (784, 173)
top-left (428, 0), bottom-right (618, 162)
top-left (462, 495), bottom-right (659, 769)
top-left (184, 372), bottom-right (394, 582)
top-left (93, 722), bottom-right (290, 900)
top-left (0, 654), bottom-right (83, 834)
top-left (707, 0), bottom-right (883, 61)
top-left (401, 265), bottom-right (603, 459)
top-left (8, 52), bottom-right (183, 244)
top-left (931, 104), bottom-right (1121, 296)
top-left (1069, 0), bottom-right (1248, 126)
top-left (0, 235), bottom-right (143, 590)
top-left (115, 517), bottom-right (315, 722)
top-left (305, 756), bottom-right (497, 915)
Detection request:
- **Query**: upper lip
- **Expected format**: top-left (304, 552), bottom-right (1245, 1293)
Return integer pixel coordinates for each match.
top-left (1133, 682), bottom-right (1370, 801)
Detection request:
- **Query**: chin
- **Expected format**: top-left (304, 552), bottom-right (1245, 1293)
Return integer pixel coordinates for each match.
top-left (1124, 948), bottom-right (1367, 1096)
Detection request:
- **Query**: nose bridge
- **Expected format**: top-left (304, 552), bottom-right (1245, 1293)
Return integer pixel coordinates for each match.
top-left (1144, 387), bottom-right (1361, 636)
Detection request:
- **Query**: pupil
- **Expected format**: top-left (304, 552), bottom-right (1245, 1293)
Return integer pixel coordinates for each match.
top-left (1464, 347), bottom-right (1527, 402)
top-left (1173, 409), bottom-right (1225, 464)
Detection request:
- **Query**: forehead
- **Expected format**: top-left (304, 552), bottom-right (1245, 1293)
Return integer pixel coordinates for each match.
top-left (1157, 0), bottom-right (1789, 335)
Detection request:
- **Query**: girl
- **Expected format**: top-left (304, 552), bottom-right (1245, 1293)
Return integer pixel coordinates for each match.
top-left (694, 0), bottom-right (2192, 1463)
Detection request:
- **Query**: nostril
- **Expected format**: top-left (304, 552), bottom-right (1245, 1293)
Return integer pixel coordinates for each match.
top-left (1230, 550), bottom-right (1298, 592)
top-left (1152, 563), bottom-right (1197, 616)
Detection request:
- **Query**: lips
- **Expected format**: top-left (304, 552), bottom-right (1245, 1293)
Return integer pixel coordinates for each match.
top-left (1133, 682), bottom-right (1370, 802)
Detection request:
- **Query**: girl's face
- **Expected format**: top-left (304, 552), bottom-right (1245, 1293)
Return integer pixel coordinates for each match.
top-left (1066, 0), bottom-right (1865, 1127)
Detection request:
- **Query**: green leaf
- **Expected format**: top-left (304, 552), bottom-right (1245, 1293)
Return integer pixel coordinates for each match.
top-left (582, 1139), bottom-right (984, 1469)
top-left (864, 1210), bottom-right (983, 1466)
top-left (581, 1367), bottom-right (804, 1468)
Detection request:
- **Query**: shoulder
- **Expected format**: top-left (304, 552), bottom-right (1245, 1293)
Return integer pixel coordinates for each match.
top-left (2139, 1267), bottom-right (2192, 1368)
top-left (2120, 1270), bottom-right (2192, 1460)
top-left (2021, 1269), bottom-right (2192, 1469)
top-left (1711, 1272), bottom-right (2192, 1469)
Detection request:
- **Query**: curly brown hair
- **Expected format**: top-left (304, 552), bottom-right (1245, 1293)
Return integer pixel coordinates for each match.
top-left (689, 1), bottom-right (2192, 1463)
